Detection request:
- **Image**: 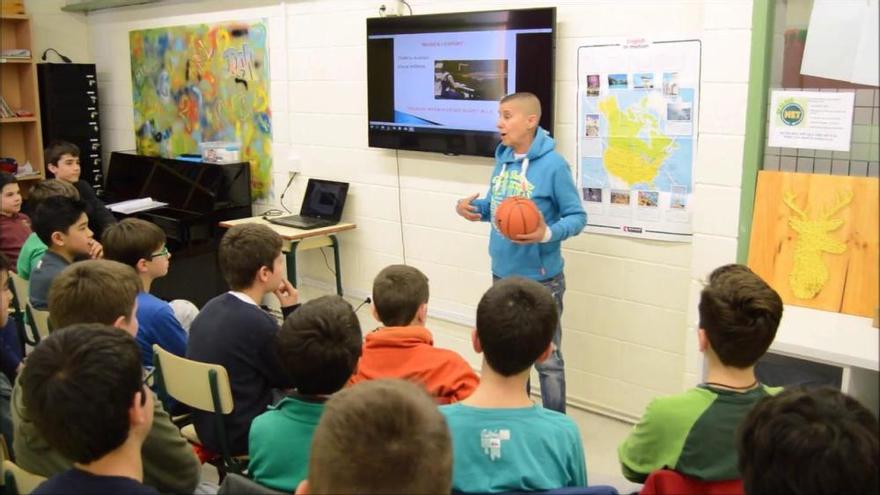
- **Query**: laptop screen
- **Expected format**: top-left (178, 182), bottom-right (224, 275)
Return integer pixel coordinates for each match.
top-left (300, 179), bottom-right (349, 220)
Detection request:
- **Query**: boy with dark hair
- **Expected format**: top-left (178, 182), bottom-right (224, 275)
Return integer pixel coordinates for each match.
top-left (23, 325), bottom-right (157, 495)
top-left (0, 172), bottom-right (31, 266)
top-left (618, 264), bottom-right (784, 483)
top-left (440, 277), bottom-right (587, 493)
top-left (349, 264), bottom-right (478, 403)
top-left (28, 196), bottom-right (96, 309)
top-left (16, 179), bottom-right (86, 280)
top-left (12, 259), bottom-right (201, 494)
top-left (297, 379), bottom-right (452, 495)
top-left (249, 295), bottom-right (363, 492)
top-left (738, 386), bottom-right (879, 495)
top-left (102, 218), bottom-right (187, 367)
top-left (44, 140), bottom-right (116, 240)
top-left (187, 223), bottom-right (299, 456)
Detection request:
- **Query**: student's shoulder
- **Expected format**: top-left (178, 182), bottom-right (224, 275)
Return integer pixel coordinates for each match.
top-left (535, 407), bottom-right (582, 435)
top-left (641, 387), bottom-right (717, 421)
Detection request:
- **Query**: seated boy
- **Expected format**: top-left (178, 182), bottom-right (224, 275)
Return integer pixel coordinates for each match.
top-left (24, 325), bottom-right (158, 495)
top-left (737, 386), bottom-right (879, 495)
top-left (16, 179), bottom-right (85, 280)
top-left (249, 295), bottom-right (363, 492)
top-left (12, 260), bottom-right (201, 494)
top-left (0, 172), bottom-right (31, 266)
top-left (297, 379), bottom-right (452, 495)
top-left (618, 264), bottom-right (784, 482)
top-left (44, 140), bottom-right (116, 240)
top-left (440, 277), bottom-right (587, 493)
top-left (187, 223), bottom-right (299, 456)
top-left (102, 218), bottom-right (187, 367)
top-left (349, 264), bottom-right (478, 403)
top-left (28, 196), bottom-right (96, 309)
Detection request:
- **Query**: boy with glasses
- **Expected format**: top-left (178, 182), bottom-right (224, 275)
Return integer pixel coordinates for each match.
top-left (102, 218), bottom-right (189, 367)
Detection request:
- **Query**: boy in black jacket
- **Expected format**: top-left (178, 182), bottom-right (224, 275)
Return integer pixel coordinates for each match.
top-left (187, 223), bottom-right (299, 456)
top-left (45, 141), bottom-right (116, 240)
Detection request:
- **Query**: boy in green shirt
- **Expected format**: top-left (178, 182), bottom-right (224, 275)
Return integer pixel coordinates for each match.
top-left (618, 264), bottom-right (784, 483)
top-left (440, 277), bottom-right (587, 493)
top-left (248, 295), bottom-right (363, 492)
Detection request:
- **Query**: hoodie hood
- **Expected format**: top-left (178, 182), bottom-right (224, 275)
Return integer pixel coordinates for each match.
top-left (495, 126), bottom-right (556, 164)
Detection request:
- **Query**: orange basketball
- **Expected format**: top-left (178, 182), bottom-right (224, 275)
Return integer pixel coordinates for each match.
top-left (495, 197), bottom-right (541, 240)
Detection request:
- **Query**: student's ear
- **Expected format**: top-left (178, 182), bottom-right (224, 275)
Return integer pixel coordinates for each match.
top-left (129, 389), bottom-right (149, 430)
top-left (370, 303), bottom-right (380, 324)
top-left (415, 302), bottom-right (428, 324)
top-left (135, 258), bottom-right (150, 274)
top-left (471, 329), bottom-right (482, 354)
top-left (113, 314), bottom-right (137, 337)
top-left (295, 480), bottom-right (309, 495)
top-left (47, 162), bottom-right (58, 175)
top-left (535, 343), bottom-right (552, 363)
top-left (697, 328), bottom-right (709, 353)
top-left (527, 113), bottom-right (539, 130)
top-left (50, 231), bottom-right (65, 247)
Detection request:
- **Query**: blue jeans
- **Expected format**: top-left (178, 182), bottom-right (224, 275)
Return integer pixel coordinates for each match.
top-left (493, 273), bottom-right (566, 413)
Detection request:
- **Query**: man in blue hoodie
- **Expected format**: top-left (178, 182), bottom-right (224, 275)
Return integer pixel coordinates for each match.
top-left (456, 92), bottom-right (586, 413)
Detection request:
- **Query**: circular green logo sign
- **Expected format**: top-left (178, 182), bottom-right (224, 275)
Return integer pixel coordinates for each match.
top-left (780, 102), bottom-right (804, 126)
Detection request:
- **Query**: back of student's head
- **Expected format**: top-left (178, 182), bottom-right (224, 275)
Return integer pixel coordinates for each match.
top-left (28, 179), bottom-right (80, 206)
top-left (102, 218), bottom-right (166, 268)
top-left (48, 259), bottom-right (141, 329)
top-left (738, 386), bottom-right (879, 495)
top-left (307, 379), bottom-right (452, 494)
top-left (698, 264), bottom-right (782, 368)
top-left (372, 264), bottom-right (429, 326)
top-left (476, 277), bottom-right (557, 376)
top-left (218, 223), bottom-right (282, 290)
top-left (20, 324), bottom-right (145, 464)
top-left (31, 195), bottom-right (88, 245)
top-left (45, 140), bottom-right (80, 166)
top-left (277, 295), bottom-right (362, 395)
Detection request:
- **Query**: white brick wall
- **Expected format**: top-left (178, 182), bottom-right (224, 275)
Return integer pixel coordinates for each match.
top-left (55, 0), bottom-right (755, 419)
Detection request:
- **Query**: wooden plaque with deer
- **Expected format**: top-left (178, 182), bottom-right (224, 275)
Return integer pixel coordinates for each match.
top-left (748, 171), bottom-right (878, 318)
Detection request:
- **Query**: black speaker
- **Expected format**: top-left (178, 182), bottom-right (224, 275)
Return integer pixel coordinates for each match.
top-left (37, 63), bottom-right (104, 197)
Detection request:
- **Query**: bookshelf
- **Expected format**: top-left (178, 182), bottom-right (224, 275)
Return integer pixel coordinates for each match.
top-left (0, 11), bottom-right (44, 186)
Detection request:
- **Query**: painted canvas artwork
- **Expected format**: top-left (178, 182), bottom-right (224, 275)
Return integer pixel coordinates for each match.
top-left (130, 20), bottom-right (272, 199)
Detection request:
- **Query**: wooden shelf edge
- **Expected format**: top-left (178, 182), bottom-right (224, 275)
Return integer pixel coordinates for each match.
top-left (0, 116), bottom-right (37, 123)
top-left (0, 14), bottom-right (29, 20)
top-left (0, 57), bottom-right (32, 64)
top-left (13, 174), bottom-right (43, 181)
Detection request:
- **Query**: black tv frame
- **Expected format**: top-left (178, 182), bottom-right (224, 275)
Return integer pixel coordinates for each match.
top-left (367, 7), bottom-right (556, 157)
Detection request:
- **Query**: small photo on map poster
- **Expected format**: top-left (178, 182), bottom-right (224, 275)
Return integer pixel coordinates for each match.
top-left (576, 40), bottom-right (700, 242)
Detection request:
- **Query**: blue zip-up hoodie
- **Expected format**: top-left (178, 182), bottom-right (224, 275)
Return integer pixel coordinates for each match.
top-left (472, 127), bottom-right (586, 280)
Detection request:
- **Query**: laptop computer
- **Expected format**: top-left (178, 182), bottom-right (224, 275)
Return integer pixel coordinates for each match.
top-left (267, 178), bottom-right (349, 230)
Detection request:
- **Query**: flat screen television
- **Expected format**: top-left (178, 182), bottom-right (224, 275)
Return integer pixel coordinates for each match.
top-left (367, 7), bottom-right (556, 157)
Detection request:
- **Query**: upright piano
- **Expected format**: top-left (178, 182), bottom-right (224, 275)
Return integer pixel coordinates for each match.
top-left (106, 151), bottom-right (252, 306)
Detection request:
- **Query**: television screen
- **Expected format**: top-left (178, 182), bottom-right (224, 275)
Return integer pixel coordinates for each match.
top-left (367, 7), bottom-right (556, 157)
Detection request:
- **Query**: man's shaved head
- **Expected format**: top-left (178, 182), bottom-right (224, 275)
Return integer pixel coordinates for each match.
top-left (500, 92), bottom-right (542, 121)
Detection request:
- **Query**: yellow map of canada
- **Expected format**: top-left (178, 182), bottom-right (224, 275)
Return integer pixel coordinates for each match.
top-left (598, 95), bottom-right (677, 186)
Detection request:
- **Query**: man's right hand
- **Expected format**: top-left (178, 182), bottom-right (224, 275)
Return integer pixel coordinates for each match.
top-left (456, 193), bottom-right (482, 221)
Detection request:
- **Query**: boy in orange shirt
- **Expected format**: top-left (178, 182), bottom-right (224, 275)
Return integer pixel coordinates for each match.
top-left (349, 264), bottom-right (478, 403)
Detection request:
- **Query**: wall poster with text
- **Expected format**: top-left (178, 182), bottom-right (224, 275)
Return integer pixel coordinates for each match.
top-left (577, 40), bottom-right (700, 242)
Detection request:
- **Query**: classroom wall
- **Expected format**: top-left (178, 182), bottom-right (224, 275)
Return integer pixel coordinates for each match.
top-left (31, 0), bottom-right (753, 420)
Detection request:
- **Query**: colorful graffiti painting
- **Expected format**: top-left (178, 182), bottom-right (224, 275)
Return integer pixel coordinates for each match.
top-left (130, 21), bottom-right (272, 199)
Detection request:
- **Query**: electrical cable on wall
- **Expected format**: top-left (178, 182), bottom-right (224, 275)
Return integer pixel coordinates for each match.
top-left (395, 149), bottom-right (408, 264)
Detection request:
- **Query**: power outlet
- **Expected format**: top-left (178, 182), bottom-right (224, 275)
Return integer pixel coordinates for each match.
top-left (287, 154), bottom-right (301, 176)
top-left (379, 0), bottom-right (405, 17)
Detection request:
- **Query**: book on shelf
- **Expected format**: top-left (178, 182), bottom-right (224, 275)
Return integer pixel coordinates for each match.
top-left (0, 95), bottom-right (16, 118)
top-left (0, 49), bottom-right (31, 58)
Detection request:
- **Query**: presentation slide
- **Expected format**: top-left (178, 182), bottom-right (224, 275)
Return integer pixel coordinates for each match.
top-left (391, 30), bottom-right (520, 132)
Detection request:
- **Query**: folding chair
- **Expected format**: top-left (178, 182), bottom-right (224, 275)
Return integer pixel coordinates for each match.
top-left (151, 344), bottom-right (247, 475)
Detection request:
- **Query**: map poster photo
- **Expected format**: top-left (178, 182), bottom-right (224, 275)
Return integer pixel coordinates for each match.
top-left (576, 40), bottom-right (700, 242)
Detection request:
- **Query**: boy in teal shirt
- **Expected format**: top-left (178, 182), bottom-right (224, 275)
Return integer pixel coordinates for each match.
top-left (618, 264), bottom-right (784, 482)
top-left (440, 277), bottom-right (587, 493)
top-left (248, 295), bottom-right (362, 492)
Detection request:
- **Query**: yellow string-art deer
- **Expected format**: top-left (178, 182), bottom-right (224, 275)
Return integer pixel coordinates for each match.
top-left (782, 189), bottom-right (854, 300)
